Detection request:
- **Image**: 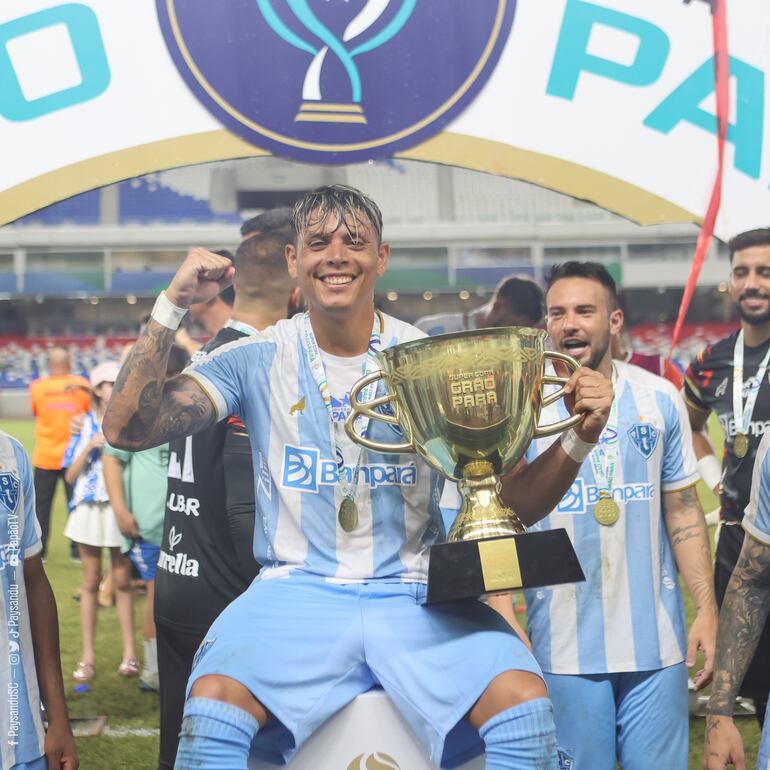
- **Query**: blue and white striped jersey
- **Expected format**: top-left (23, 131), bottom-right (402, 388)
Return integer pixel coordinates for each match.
top-left (0, 431), bottom-right (45, 768)
top-left (63, 411), bottom-right (108, 509)
top-left (185, 313), bottom-right (444, 583)
top-left (523, 361), bottom-right (698, 674)
top-left (743, 430), bottom-right (770, 543)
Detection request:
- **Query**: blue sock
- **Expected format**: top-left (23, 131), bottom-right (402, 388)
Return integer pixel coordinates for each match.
top-left (479, 698), bottom-right (559, 770)
top-left (174, 697), bottom-right (258, 770)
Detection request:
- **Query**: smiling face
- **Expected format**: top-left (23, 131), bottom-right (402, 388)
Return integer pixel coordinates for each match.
top-left (546, 276), bottom-right (623, 372)
top-left (730, 245), bottom-right (770, 326)
top-left (285, 208), bottom-right (389, 319)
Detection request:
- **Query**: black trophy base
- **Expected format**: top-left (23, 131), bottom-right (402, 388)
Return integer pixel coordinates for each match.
top-left (426, 529), bottom-right (585, 604)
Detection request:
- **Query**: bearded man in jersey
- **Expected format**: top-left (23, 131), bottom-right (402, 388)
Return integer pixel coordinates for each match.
top-left (523, 261), bottom-right (717, 770)
top-left (103, 185), bottom-right (612, 770)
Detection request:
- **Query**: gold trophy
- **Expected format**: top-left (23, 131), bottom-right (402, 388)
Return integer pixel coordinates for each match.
top-left (345, 327), bottom-right (586, 602)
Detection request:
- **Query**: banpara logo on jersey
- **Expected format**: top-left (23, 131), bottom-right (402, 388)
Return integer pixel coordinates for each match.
top-left (156, 0), bottom-right (516, 163)
top-left (281, 444), bottom-right (416, 493)
top-left (555, 478), bottom-right (656, 515)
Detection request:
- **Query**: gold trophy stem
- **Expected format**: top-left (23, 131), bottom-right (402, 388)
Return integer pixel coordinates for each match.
top-left (446, 460), bottom-right (527, 543)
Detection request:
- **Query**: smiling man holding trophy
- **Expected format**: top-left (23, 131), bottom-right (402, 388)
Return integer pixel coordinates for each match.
top-left (103, 185), bottom-right (612, 770)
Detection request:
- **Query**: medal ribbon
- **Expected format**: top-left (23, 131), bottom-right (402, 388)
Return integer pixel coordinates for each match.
top-left (588, 368), bottom-right (620, 501)
top-left (732, 330), bottom-right (770, 439)
top-left (300, 311), bottom-right (382, 505)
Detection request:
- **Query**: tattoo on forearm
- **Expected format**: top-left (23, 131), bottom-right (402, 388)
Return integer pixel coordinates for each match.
top-left (664, 485), bottom-right (715, 612)
top-left (669, 522), bottom-right (700, 546)
top-left (104, 320), bottom-right (215, 450)
top-left (708, 535), bottom-right (770, 716)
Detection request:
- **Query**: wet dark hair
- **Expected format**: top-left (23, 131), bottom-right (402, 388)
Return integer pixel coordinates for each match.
top-left (546, 261), bottom-right (619, 309)
top-left (292, 184), bottom-right (383, 244)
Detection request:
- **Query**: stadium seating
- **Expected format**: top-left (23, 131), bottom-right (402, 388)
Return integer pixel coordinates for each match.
top-left (0, 324), bottom-right (734, 389)
top-left (0, 336), bottom-right (133, 388)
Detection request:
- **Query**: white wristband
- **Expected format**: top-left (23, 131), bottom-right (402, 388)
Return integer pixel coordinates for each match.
top-left (151, 291), bottom-right (188, 331)
top-left (697, 454), bottom-right (722, 491)
top-left (560, 428), bottom-right (596, 463)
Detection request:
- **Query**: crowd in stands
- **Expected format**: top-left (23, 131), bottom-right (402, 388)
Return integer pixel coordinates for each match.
top-left (0, 322), bottom-right (737, 389)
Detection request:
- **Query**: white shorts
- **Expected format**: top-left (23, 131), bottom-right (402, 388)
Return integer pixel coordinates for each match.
top-left (64, 501), bottom-right (123, 548)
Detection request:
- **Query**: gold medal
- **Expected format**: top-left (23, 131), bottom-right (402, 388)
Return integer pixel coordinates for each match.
top-left (338, 497), bottom-right (359, 532)
top-left (594, 496), bottom-right (620, 526)
top-left (734, 432), bottom-right (750, 459)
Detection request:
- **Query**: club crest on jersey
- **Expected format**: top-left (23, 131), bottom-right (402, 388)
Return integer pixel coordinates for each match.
top-left (0, 472), bottom-right (19, 514)
top-left (628, 423), bottom-right (660, 459)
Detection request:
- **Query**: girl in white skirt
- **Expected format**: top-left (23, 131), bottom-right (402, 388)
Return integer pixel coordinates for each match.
top-left (64, 361), bottom-right (138, 681)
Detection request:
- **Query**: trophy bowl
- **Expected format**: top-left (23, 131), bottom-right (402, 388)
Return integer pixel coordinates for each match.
top-left (345, 327), bottom-right (586, 602)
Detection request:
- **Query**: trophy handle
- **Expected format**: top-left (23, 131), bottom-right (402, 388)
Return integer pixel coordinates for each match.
top-left (344, 371), bottom-right (416, 454)
top-left (535, 351), bottom-right (583, 437)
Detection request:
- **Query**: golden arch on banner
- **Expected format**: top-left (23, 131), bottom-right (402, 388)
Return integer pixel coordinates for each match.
top-left (0, 132), bottom-right (696, 228)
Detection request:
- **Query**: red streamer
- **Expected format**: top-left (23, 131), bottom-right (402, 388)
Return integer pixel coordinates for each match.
top-left (668, 0), bottom-right (729, 359)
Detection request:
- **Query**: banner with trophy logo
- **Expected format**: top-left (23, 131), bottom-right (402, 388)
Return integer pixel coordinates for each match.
top-left (0, 0), bottom-right (768, 238)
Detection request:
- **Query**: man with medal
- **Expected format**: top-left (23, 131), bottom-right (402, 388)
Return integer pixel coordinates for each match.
top-left (103, 185), bottom-right (613, 770)
top-left (524, 262), bottom-right (717, 770)
top-left (686, 228), bottom-right (770, 726)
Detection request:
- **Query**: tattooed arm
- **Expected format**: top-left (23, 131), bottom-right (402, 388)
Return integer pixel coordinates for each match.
top-left (103, 248), bottom-right (234, 451)
top-left (663, 484), bottom-right (717, 689)
top-left (703, 535), bottom-right (770, 770)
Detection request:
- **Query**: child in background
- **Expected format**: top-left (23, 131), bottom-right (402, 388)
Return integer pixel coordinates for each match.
top-left (64, 361), bottom-right (138, 681)
top-left (103, 345), bottom-right (188, 691)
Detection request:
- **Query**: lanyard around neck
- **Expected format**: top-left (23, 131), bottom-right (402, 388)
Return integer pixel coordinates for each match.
top-left (733, 329), bottom-right (770, 435)
top-left (589, 366), bottom-right (619, 494)
top-left (300, 310), bottom-right (383, 502)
